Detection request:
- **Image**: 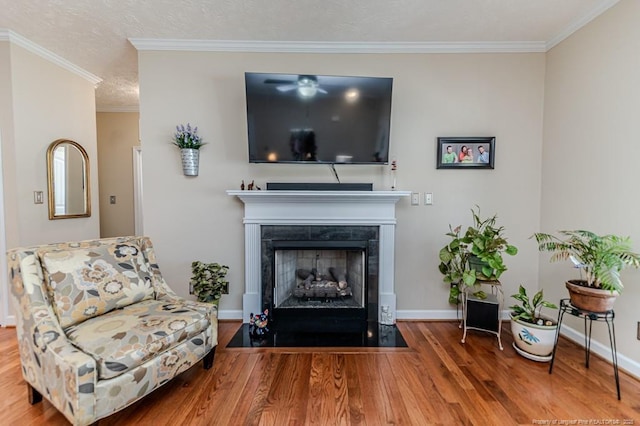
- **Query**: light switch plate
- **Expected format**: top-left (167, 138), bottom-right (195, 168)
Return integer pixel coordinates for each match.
top-left (410, 192), bottom-right (419, 205)
top-left (110, 195), bottom-right (116, 204)
top-left (33, 191), bottom-right (44, 204)
top-left (424, 192), bottom-right (433, 205)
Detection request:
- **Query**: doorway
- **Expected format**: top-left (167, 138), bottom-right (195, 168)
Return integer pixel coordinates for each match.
top-left (96, 112), bottom-right (141, 238)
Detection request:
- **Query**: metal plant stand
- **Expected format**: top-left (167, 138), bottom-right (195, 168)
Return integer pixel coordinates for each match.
top-left (549, 299), bottom-right (620, 400)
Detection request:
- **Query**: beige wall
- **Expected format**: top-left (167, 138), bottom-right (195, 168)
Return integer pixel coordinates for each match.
top-left (0, 41), bottom-right (19, 250)
top-left (8, 42), bottom-right (100, 246)
top-left (1, 39), bottom-right (100, 323)
top-left (542, 0), bottom-right (640, 365)
top-left (138, 51), bottom-right (546, 317)
top-left (97, 112), bottom-right (139, 237)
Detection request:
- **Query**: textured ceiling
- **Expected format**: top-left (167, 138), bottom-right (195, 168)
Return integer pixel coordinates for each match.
top-left (0, 0), bottom-right (617, 110)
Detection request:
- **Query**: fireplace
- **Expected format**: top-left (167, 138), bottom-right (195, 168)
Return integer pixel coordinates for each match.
top-left (227, 189), bottom-right (409, 326)
top-left (261, 226), bottom-right (378, 332)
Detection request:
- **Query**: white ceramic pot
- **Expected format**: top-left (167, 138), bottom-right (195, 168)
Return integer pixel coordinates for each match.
top-left (510, 315), bottom-right (557, 362)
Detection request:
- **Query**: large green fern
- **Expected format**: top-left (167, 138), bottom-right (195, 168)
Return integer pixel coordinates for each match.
top-left (533, 230), bottom-right (640, 292)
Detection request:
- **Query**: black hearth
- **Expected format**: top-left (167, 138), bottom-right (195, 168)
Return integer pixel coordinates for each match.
top-left (261, 225), bottom-right (379, 333)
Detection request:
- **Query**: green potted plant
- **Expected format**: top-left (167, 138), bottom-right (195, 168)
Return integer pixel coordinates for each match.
top-left (190, 261), bottom-right (229, 306)
top-left (532, 230), bottom-right (640, 311)
top-left (173, 123), bottom-right (205, 176)
top-left (438, 206), bottom-right (518, 303)
top-left (438, 225), bottom-right (474, 304)
top-left (509, 285), bottom-right (557, 362)
top-left (464, 206), bottom-right (518, 281)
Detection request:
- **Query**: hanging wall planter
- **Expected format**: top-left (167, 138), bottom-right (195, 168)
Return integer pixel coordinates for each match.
top-left (173, 123), bottom-right (205, 177)
top-left (181, 148), bottom-right (199, 176)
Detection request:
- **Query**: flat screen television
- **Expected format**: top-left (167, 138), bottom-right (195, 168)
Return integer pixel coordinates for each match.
top-left (245, 72), bottom-right (393, 164)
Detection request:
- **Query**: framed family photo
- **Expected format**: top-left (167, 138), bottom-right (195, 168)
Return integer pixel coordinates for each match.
top-left (436, 136), bottom-right (495, 169)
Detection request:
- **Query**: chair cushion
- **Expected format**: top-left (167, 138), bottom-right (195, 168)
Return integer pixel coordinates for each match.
top-left (39, 242), bottom-right (154, 329)
top-left (65, 299), bottom-right (210, 380)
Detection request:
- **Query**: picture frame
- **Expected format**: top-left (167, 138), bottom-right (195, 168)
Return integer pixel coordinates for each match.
top-left (436, 137), bottom-right (495, 169)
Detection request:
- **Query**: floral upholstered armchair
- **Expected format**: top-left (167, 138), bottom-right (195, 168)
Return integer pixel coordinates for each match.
top-left (7, 236), bottom-right (218, 425)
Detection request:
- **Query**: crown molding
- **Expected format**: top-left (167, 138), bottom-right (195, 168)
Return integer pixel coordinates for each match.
top-left (546, 0), bottom-right (620, 51)
top-left (129, 38), bottom-right (547, 54)
top-left (0, 29), bottom-right (102, 85)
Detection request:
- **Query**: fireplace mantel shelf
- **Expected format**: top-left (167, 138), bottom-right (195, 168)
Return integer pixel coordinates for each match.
top-left (227, 190), bottom-right (411, 204)
top-left (228, 190), bottom-right (410, 226)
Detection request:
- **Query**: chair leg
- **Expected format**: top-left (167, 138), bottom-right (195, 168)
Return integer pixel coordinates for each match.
top-left (203, 347), bottom-right (216, 370)
top-left (28, 383), bottom-right (43, 405)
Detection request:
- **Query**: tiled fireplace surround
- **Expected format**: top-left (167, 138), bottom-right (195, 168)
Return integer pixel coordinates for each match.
top-left (227, 190), bottom-right (410, 324)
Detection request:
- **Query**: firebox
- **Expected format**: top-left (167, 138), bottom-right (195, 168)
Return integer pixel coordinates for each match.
top-left (274, 246), bottom-right (366, 309)
top-left (261, 226), bottom-right (379, 333)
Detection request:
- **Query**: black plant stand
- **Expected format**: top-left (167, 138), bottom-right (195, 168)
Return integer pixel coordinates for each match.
top-left (460, 280), bottom-right (504, 350)
top-left (549, 298), bottom-right (620, 400)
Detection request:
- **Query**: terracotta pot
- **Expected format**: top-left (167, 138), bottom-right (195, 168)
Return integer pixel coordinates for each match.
top-left (565, 279), bottom-right (618, 312)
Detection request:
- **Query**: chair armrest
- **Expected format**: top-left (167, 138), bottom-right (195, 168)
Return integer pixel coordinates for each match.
top-left (36, 318), bottom-right (98, 422)
top-left (156, 294), bottom-right (218, 320)
top-left (9, 251), bottom-right (98, 424)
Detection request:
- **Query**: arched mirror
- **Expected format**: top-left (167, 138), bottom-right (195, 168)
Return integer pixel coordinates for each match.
top-left (46, 139), bottom-right (91, 219)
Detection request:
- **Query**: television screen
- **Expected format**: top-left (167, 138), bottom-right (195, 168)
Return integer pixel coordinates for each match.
top-left (245, 72), bottom-right (393, 164)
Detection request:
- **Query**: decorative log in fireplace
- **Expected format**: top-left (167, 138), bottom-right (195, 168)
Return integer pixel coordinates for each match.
top-left (293, 268), bottom-right (353, 299)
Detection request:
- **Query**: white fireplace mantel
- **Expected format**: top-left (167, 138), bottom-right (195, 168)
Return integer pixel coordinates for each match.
top-left (227, 190), bottom-right (410, 323)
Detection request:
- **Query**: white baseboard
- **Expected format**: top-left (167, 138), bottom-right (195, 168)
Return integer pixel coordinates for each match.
top-left (218, 309), bottom-right (243, 320)
top-left (560, 323), bottom-right (640, 379)
top-left (397, 309), bottom-right (461, 320)
top-left (396, 309), bottom-right (511, 321)
top-left (397, 309), bottom-right (640, 380)
top-left (1, 314), bottom-right (16, 327)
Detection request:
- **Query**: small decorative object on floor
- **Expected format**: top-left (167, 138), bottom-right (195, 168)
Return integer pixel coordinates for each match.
top-left (380, 305), bottom-right (394, 325)
top-left (249, 309), bottom-right (270, 337)
top-left (172, 123), bottom-right (205, 176)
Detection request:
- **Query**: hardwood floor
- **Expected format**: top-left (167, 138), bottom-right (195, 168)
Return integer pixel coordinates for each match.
top-left (1, 321), bottom-right (638, 425)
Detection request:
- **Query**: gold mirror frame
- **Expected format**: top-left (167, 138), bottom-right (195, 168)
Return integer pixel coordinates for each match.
top-left (46, 139), bottom-right (91, 220)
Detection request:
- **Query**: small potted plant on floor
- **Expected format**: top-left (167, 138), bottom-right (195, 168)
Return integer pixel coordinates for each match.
top-left (532, 230), bottom-right (640, 311)
top-left (509, 285), bottom-right (557, 362)
top-left (190, 261), bottom-right (229, 306)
